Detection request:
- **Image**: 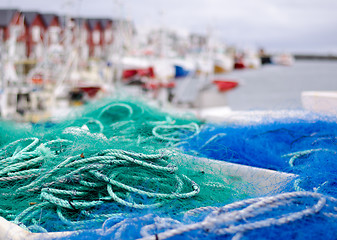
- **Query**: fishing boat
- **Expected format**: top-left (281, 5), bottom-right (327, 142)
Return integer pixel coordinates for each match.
top-left (272, 53), bottom-right (295, 66)
top-left (122, 67), bottom-right (155, 81)
top-left (243, 51), bottom-right (261, 69)
top-left (172, 58), bottom-right (196, 78)
top-left (174, 65), bottom-right (190, 78)
top-left (212, 79), bottom-right (239, 92)
top-left (213, 54), bottom-right (234, 73)
top-left (234, 56), bottom-right (245, 69)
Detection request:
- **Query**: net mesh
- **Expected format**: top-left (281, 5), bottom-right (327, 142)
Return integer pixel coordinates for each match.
top-left (1, 99), bottom-right (336, 239)
top-left (0, 98), bottom-right (250, 235)
top-left (182, 118), bottom-right (337, 197)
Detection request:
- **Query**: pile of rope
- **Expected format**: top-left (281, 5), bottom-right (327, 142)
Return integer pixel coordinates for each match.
top-left (61, 191), bottom-right (337, 240)
top-left (0, 137), bottom-right (200, 232)
top-left (0, 99), bottom-right (205, 232)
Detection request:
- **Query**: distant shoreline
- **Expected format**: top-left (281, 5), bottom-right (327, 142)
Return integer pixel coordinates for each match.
top-left (293, 54), bottom-right (337, 61)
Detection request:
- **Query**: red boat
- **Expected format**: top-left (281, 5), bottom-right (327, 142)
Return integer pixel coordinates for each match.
top-left (234, 56), bottom-right (246, 69)
top-left (78, 86), bottom-right (102, 98)
top-left (234, 62), bottom-right (245, 69)
top-left (213, 80), bottom-right (239, 92)
top-left (122, 67), bottom-right (155, 79)
top-left (142, 81), bottom-right (176, 90)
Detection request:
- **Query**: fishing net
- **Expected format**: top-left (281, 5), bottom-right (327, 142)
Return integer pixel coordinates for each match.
top-left (182, 117), bottom-right (337, 198)
top-left (59, 191), bottom-right (337, 240)
top-left (1, 98), bottom-right (335, 239)
top-left (56, 113), bottom-right (337, 240)
top-left (0, 98), bottom-right (256, 237)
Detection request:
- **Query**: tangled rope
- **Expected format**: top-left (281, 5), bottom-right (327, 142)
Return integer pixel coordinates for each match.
top-left (0, 136), bottom-right (200, 232)
top-left (136, 191), bottom-right (334, 240)
top-left (282, 148), bottom-right (337, 167)
top-left (59, 191), bottom-right (337, 239)
top-left (282, 148), bottom-right (337, 193)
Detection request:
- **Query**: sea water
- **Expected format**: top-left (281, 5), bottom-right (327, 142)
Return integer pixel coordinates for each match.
top-left (224, 60), bottom-right (337, 110)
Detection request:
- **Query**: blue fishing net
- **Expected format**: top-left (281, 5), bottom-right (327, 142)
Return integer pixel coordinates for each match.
top-left (181, 117), bottom-right (337, 198)
top-left (59, 191), bottom-right (337, 240)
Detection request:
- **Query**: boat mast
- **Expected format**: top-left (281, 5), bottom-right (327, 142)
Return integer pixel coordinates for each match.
top-left (110, 0), bottom-right (127, 90)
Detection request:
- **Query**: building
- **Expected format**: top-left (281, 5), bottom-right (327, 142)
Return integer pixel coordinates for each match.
top-left (40, 13), bottom-right (61, 46)
top-left (0, 8), bottom-right (133, 62)
top-left (72, 17), bottom-right (90, 62)
top-left (0, 9), bottom-right (24, 59)
top-left (87, 18), bottom-right (103, 58)
top-left (21, 11), bottom-right (45, 59)
top-left (100, 18), bottom-right (114, 59)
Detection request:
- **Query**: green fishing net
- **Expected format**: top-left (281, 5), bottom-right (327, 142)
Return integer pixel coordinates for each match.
top-left (0, 98), bottom-right (252, 233)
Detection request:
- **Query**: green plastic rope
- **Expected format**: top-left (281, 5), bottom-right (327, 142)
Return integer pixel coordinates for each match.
top-left (0, 99), bottom-right (203, 233)
top-left (0, 139), bottom-right (200, 231)
top-left (152, 122), bottom-right (200, 141)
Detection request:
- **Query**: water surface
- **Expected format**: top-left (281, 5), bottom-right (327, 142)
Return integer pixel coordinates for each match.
top-left (223, 60), bottom-right (337, 110)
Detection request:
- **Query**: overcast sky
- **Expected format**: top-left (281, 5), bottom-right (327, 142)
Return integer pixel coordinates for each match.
top-left (1, 0), bottom-right (337, 54)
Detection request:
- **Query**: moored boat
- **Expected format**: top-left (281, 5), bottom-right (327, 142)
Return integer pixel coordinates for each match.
top-left (212, 79), bottom-right (239, 92)
top-left (213, 54), bottom-right (234, 73)
top-left (272, 53), bottom-right (295, 66)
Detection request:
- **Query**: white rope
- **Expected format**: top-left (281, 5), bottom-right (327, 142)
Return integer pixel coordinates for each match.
top-left (137, 191), bottom-right (331, 240)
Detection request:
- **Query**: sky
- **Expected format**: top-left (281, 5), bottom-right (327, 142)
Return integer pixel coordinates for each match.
top-left (1, 0), bottom-right (337, 54)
